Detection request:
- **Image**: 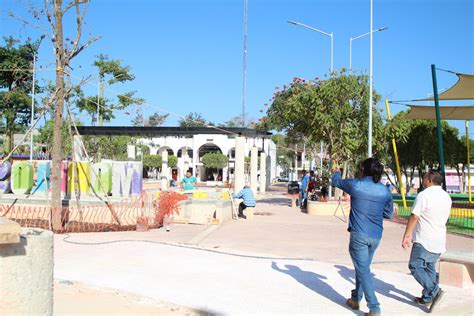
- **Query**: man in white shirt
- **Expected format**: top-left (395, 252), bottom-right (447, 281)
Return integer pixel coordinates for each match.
top-left (402, 170), bottom-right (452, 312)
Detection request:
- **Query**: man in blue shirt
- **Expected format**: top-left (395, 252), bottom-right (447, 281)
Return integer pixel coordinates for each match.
top-left (233, 185), bottom-right (256, 219)
top-left (332, 158), bottom-right (393, 316)
top-left (300, 170), bottom-right (310, 208)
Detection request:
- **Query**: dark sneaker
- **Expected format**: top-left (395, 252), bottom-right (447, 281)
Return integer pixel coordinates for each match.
top-left (238, 214), bottom-right (247, 219)
top-left (346, 298), bottom-right (359, 310)
top-left (364, 313), bottom-right (380, 316)
top-left (414, 297), bottom-right (431, 306)
top-left (429, 289), bottom-right (445, 313)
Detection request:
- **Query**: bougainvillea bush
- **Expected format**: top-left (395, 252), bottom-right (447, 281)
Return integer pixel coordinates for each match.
top-left (154, 191), bottom-right (187, 226)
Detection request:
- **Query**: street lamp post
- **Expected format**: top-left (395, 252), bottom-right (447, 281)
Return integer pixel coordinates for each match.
top-left (369, 0), bottom-right (373, 157)
top-left (349, 27), bottom-right (388, 72)
top-left (349, 25), bottom-right (388, 158)
top-left (29, 52), bottom-right (36, 161)
top-left (287, 20), bottom-right (333, 197)
top-left (287, 20), bottom-right (333, 73)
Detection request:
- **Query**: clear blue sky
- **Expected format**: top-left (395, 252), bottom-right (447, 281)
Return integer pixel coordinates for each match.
top-left (1, 0), bottom-right (473, 135)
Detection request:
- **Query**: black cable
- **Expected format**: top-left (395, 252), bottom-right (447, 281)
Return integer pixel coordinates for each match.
top-left (62, 234), bottom-right (315, 261)
top-left (435, 68), bottom-right (458, 75)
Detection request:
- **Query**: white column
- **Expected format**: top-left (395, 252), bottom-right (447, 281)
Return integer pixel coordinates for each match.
top-left (234, 136), bottom-right (245, 192)
top-left (302, 143), bottom-right (306, 170)
top-left (294, 147), bottom-right (298, 181)
top-left (183, 149), bottom-right (189, 176)
top-left (250, 146), bottom-right (258, 193)
top-left (127, 145), bottom-right (136, 160)
top-left (73, 135), bottom-right (85, 161)
top-left (259, 152), bottom-right (267, 193)
top-left (161, 149), bottom-right (168, 190)
top-left (223, 165), bottom-right (228, 182)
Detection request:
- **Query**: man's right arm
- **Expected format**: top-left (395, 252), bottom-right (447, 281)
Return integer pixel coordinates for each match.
top-left (233, 190), bottom-right (242, 199)
top-left (402, 214), bottom-right (419, 250)
top-left (383, 194), bottom-right (394, 219)
top-left (331, 171), bottom-right (354, 195)
top-left (402, 193), bottom-right (424, 249)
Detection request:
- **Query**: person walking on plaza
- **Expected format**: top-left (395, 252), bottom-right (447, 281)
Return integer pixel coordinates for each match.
top-left (233, 185), bottom-right (256, 219)
top-left (299, 170), bottom-right (310, 208)
top-left (402, 170), bottom-right (451, 312)
top-left (332, 158), bottom-right (393, 316)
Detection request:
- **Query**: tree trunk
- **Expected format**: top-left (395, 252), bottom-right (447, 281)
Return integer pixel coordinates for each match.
top-left (4, 117), bottom-right (14, 160)
top-left (51, 0), bottom-right (65, 231)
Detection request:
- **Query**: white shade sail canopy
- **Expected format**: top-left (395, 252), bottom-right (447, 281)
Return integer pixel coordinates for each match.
top-left (405, 105), bottom-right (474, 120)
top-left (416, 73), bottom-right (474, 101)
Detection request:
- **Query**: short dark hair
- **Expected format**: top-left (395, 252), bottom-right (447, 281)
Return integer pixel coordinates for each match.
top-left (361, 158), bottom-right (384, 183)
top-left (424, 170), bottom-right (443, 185)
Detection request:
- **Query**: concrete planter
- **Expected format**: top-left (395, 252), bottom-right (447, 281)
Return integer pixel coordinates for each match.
top-left (307, 200), bottom-right (339, 216)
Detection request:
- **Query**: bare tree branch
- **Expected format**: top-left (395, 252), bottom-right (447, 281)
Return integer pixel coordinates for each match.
top-left (69, 0), bottom-right (88, 59)
top-left (43, 0), bottom-right (56, 32)
top-left (67, 35), bottom-right (101, 62)
top-left (8, 11), bottom-right (51, 39)
top-left (63, 0), bottom-right (89, 13)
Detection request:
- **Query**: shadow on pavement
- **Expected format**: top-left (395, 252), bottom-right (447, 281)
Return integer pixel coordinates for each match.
top-left (334, 264), bottom-right (427, 312)
top-left (271, 262), bottom-right (359, 314)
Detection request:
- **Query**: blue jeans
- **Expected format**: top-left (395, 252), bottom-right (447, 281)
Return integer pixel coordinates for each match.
top-left (299, 190), bottom-right (307, 207)
top-left (409, 242), bottom-right (441, 302)
top-left (349, 231), bottom-right (381, 314)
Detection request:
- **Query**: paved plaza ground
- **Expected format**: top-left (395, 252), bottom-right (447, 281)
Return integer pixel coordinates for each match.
top-left (53, 185), bottom-right (474, 315)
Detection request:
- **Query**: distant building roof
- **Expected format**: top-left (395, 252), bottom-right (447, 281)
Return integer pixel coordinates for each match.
top-left (76, 126), bottom-right (272, 137)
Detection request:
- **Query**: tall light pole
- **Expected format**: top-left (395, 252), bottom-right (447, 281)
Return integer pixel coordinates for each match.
top-left (369, 0), bottom-right (374, 157)
top-left (242, 0), bottom-right (248, 127)
top-left (287, 20), bottom-right (333, 73)
top-left (349, 27), bottom-right (388, 72)
top-left (29, 51), bottom-right (36, 161)
top-left (287, 20), bottom-right (333, 197)
top-left (29, 35), bottom-right (45, 161)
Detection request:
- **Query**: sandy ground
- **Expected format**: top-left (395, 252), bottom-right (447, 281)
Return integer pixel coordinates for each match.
top-left (54, 279), bottom-right (207, 315)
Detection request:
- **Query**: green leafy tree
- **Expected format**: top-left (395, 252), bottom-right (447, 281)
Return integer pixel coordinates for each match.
top-left (179, 112), bottom-right (209, 128)
top-left (264, 70), bottom-right (384, 175)
top-left (143, 154), bottom-right (161, 178)
top-left (36, 118), bottom-right (81, 156)
top-left (11, 0), bottom-right (102, 228)
top-left (99, 136), bottom-right (131, 161)
top-left (147, 112), bottom-right (169, 126)
top-left (132, 111), bottom-right (169, 127)
top-left (272, 134), bottom-right (294, 175)
top-left (460, 136), bottom-right (474, 163)
top-left (76, 54), bottom-right (144, 124)
top-left (0, 36), bottom-right (42, 157)
top-left (219, 114), bottom-right (252, 128)
top-left (201, 152), bottom-right (228, 180)
top-left (388, 115), bottom-right (467, 192)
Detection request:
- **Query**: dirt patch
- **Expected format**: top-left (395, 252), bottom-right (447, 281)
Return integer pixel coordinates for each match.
top-left (54, 279), bottom-right (210, 315)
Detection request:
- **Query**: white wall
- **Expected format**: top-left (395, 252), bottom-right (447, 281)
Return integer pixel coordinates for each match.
top-left (137, 134), bottom-right (277, 182)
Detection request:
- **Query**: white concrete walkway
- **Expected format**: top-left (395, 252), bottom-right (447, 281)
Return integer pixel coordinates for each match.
top-left (54, 235), bottom-right (471, 315)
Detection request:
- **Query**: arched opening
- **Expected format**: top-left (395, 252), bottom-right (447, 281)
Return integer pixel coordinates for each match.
top-left (158, 147), bottom-right (174, 156)
top-left (198, 143), bottom-right (223, 182)
top-left (227, 148), bottom-right (236, 184)
top-left (176, 147), bottom-right (194, 180)
top-left (177, 148), bottom-right (193, 158)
